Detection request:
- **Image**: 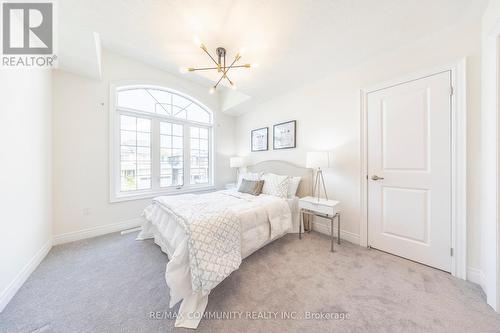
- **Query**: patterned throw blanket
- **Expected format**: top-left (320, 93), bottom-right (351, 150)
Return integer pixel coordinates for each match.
top-left (153, 192), bottom-right (242, 295)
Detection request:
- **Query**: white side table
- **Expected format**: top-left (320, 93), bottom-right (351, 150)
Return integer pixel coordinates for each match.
top-left (299, 196), bottom-right (341, 252)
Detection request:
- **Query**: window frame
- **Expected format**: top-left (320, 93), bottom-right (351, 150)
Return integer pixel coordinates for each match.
top-left (109, 84), bottom-right (215, 202)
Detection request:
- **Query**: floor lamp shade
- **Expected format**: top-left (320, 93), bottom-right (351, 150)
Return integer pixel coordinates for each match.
top-left (230, 157), bottom-right (245, 168)
top-left (306, 152), bottom-right (331, 169)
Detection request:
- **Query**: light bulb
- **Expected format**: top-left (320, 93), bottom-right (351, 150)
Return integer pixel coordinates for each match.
top-left (193, 36), bottom-right (202, 47)
top-left (235, 48), bottom-right (245, 60)
top-left (209, 87), bottom-right (216, 94)
top-left (179, 67), bottom-right (188, 73)
top-left (250, 63), bottom-right (259, 68)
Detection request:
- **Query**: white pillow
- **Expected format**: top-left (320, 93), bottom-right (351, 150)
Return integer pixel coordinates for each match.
top-left (237, 172), bottom-right (262, 188)
top-left (288, 176), bottom-right (302, 198)
top-left (261, 173), bottom-right (290, 198)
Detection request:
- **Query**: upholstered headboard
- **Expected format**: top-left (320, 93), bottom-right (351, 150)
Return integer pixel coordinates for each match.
top-left (246, 160), bottom-right (313, 198)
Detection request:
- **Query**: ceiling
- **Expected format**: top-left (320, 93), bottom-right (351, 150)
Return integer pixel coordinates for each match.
top-left (57, 0), bottom-right (487, 115)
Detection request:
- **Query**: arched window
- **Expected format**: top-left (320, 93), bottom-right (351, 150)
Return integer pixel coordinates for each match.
top-left (110, 85), bottom-right (213, 201)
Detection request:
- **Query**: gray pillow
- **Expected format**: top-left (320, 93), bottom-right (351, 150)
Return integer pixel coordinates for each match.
top-left (238, 179), bottom-right (264, 196)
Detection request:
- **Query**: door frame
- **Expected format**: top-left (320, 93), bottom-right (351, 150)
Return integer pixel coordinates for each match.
top-left (482, 18), bottom-right (500, 311)
top-left (359, 60), bottom-right (467, 279)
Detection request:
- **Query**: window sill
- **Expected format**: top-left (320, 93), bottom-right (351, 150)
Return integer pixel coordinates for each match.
top-left (110, 185), bottom-right (217, 203)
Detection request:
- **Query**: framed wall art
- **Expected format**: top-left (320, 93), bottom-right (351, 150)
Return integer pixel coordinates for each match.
top-left (251, 127), bottom-right (268, 152)
top-left (273, 120), bottom-right (296, 149)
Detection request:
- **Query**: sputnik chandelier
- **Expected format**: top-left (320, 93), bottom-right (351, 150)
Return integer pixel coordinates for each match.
top-left (180, 37), bottom-right (258, 94)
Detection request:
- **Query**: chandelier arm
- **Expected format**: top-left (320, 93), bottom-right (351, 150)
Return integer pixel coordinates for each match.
top-left (188, 65), bottom-right (251, 72)
top-left (213, 56), bottom-right (239, 88)
top-left (215, 67), bottom-right (237, 89)
top-left (224, 74), bottom-right (234, 86)
top-left (227, 55), bottom-right (240, 70)
top-left (201, 47), bottom-right (219, 67)
top-left (189, 66), bottom-right (220, 71)
top-left (213, 73), bottom-right (226, 89)
top-left (230, 65), bottom-right (251, 68)
top-left (219, 55), bottom-right (240, 78)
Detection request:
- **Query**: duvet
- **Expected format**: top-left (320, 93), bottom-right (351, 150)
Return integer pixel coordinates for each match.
top-left (138, 190), bottom-right (293, 328)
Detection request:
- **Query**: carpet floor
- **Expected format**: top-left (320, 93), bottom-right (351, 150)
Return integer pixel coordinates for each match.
top-left (1, 231), bottom-right (500, 333)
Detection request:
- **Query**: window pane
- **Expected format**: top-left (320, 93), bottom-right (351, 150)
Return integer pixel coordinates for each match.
top-left (155, 104), bottom-right (169, 115)
top-left (172, 148), bottom-right (183, 159)
top-left (173, 124), bottom-right (183, 136)
top-left (148, 89), bottom-right (172, 115)
top-left (118, 88), bottom-right (211, 124)
top-left (160, 122), bottom-right (172, 135)
top-left (190, 127), bottom-right (199, 138)
top-left (200, 139), bottom-right (208, 150)
top-left (121, 176), bottom-right (135, 192)
top-left (121, 146), bottom-right (136, 161)
top-left (160, 135), bottom-right (171, 148)
top-left (137, 176), bottom-right (151, 190)
top-left (172, 106), bottom-right (187, 119)
top-left (137, 147), bottom-right (151, 161)
top-left (172, 136), bottom-right (183, 149)
top-left (187, 104), bottom-right (210, 123)
top-left (121, 130), bottom-right (136, 146)
top-left (190, 126), bottom-right (209, 185)
top-left (160, 121), bottom-right (183, 187)
top-left (172, 94), bottom-right (191, 109)
top-left (137, 118), bottom-right (151, 132)
top-left (117, 89), bottom-right (156, 113)
top-left (137, 132), bottom-right (150, 147)
top-left (160, 148), bottom-right (170, 162)
top-left (199, 128), bottom-right (208, 139)
top-left (137, 163), bottom-right (151, 176)
top-left (119, 115), bottom-right (151, 192)
top-left (160, 176), bottom-right (170, 188)
top-left (121, 115), bottom-right (136, 131)
top-left (190, 168), bottom-right (208, 184)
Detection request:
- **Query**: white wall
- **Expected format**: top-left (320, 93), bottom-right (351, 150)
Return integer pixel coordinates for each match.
top-left (0, 69), bottom-right (53, 311)
top-left (480, 0), bottom-right (500, 312)
top-left (52, 50), bottom-right (236, 237)
top-left (234, 20), bottom-right (483, 270)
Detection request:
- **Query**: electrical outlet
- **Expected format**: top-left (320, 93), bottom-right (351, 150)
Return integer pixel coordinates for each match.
top-left (82, 208), bottom-right (91, 216)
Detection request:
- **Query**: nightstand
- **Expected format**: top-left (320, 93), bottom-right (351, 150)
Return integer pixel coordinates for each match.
top-left (225, 183), bottom-right (237, 190)
top-left (299, 196), bottom-right (340, 252)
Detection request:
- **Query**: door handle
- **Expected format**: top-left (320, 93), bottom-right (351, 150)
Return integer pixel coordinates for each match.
top-left (371, 175), bottom-right (384, 181)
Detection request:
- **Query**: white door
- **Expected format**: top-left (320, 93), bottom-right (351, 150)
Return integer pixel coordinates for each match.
top-left (367, 71), bottom-right (451, 272)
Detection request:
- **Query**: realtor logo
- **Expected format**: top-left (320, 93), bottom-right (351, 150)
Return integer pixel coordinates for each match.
top-left (1, 2), bottom-right (56, 67)
top-left (2, 2), bottom-right (53, 54)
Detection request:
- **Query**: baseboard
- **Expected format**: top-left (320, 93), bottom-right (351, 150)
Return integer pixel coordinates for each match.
top-left (52, 217), bottom-right (144, 245)
top-left (312, 221), bottom-right (360, 245)
top-left (467, 267), bottom-right (486, 292)
top-left (0, 238), bottom-right (52, 313)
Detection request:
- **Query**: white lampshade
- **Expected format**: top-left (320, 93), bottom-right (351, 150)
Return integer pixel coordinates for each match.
top-left (230, 157), bottom-right (245, 168)
top-left (306, 152), bottom-right (331, 169)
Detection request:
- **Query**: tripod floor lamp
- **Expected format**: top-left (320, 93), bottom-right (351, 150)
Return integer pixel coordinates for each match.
top-left (306, 152), bottom-right (331, 201)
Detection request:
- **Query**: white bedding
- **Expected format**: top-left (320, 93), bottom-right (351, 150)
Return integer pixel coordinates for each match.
top-left (138, 190), bottom-right (296, 329)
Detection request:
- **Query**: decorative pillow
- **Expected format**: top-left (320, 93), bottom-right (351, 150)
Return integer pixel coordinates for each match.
top-left (261, 173), bottom-right (290, 198)
top-left (288, 176), bottom-right (302, 198)
top-left (238, 179), bottom-right (264, 196)
top-left (237, 172), bottom-right (262, 188)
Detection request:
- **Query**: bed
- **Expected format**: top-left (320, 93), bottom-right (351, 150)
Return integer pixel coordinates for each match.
top-left (137, 161), bottom-right (312, 329)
